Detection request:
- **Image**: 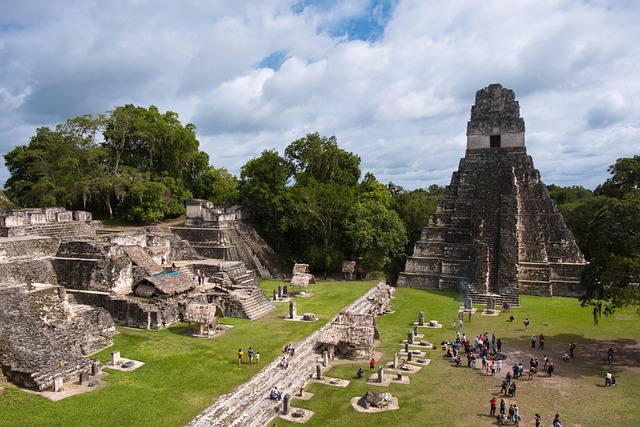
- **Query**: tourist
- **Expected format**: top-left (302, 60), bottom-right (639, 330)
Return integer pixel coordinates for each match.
top-left (562, 353), bottom-right (571, 361)
top-left (459, 319), bottom-right (463, 330)
top-left (171, 262), bottom-right (177, 271)
top-left (500, 379), bottom-right (508, 395)
top-left (497, 359), bottom-right (502, 373)
top-left (468, 311), bottom-right (472, 322)
top-left (513, 404), bottom-right (520, 425)
top-left (499, 398), bottom-right (506, 415)
top-left (553, 413), bottom-right (563, 427)
top-left (256, 352), bottom-right (260, 364)
top-left (270, 387), bottom-right (282, 401)
top-left (160, 256), bottom-right (165, 265)
top-left (508, 381), bottom-right (517, 397)
top-left (248, 347), bottom-right (254, 365)
top-left (534, 413), bottom-right (541, 427)
top-left (605, 372), bottom-right (612, 386)
top-left (497, 413), bottom-right (508, 425)
top-left (491, 361), bottom-right (496, 376)
top-left (548, 361), bottom-right (555, 376)
top-left (569, 341), bottom-right (576, 358)
top-left (489, 397), bottom-right (497, 416)
top-left (610, 375), bottom-right (617, 386)
top-left (607, 347), bottom-right (614, 364)
top-left (279, 356), bottom-right (288, 369)
top-left (539, 333), bottom-right (545, 350)
top-left (508, 404), bottom-right (515, 421)
top-left (453, 320), bottom-right (457, 330)
top-left (369, 357), bottom-right (376, 372)
top-left (528, 366), bottom-right (537, 380)
top-left (237, 348), bottom-right (243, 365)
top-left (524, 318), bottom-right (530, 331)
top-left (508, 315), bottom-right (515, 322)
top-left (497, 338), bottom-right (502, 353)
top-left (357, 367), bottom-right (364, 378)
top-left (531, 334), bottom-right (536, 348)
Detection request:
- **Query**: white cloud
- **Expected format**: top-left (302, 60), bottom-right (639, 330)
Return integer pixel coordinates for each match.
top-left (1, 0), bottom-right (639, 192)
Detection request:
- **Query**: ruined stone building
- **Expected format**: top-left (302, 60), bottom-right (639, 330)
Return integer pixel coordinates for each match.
top-left (398, 84), bottom-right (586, 305)
top-left (172, 200), bottom-right (290, 280)
top-left (0, 203), bottom-right (285, 391)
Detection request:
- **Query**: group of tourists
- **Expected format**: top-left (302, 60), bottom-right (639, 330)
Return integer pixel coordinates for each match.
top-left (237, 347), bottom-right (260, 365)
top-left (193, 269), bottom-right (206, 285)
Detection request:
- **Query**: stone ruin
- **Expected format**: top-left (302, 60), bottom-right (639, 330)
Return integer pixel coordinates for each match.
top-left (0, 202), bottom-right (283, 391)
top-left (358, 391), bottom-right (393, 409)
top-left (398, 84), bottom-right (586, 305)
top-left (290, 263), bottom-right (316, 294)
top-left (342, 261), bottom-right (356, 280)
top-left (0, 283), bottom-right (115, 391)
top-left (318, 312), bottom-right (379, 359)
top-left (174, 200), bottom-right (290, 279)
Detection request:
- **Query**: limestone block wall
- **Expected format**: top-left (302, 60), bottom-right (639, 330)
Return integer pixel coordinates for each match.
top-left (52, 241), bottom-right (133, 294)
top-left (0, 236), bottom-right (60, 262)
top-left (0, 259), bottom-right (58, 290)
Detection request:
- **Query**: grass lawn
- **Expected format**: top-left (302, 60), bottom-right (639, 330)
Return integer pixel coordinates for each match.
top-left (1, 284), bottom-right (638, 427)
top-left (276, 289), bottom-right (640, 427)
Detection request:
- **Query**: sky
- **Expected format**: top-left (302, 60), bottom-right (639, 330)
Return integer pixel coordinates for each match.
top-left (1, 0), bottom-right (639, 191)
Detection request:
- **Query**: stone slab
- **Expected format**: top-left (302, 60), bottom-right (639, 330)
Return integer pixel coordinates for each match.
top-left (481, 309), bottom-right (501, 316)
top-left (385, 364), bottom-right (423, 374)
top-left (20, 371), bottom-right (110, 402)
top-left (278, 407), bottom-right (315, 424)
top-left (311, 376), bottom-right (349, 388)
top-left (351, 396), bottom-right (399, 413)
top-left (292, 391), bottom-right (315, 401)
top-left (104, 358), bottom-right (144, 371)
top-left (284, 315), bottom-right (318, 322)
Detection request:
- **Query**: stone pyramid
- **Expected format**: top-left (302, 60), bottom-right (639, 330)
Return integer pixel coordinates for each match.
top-left (397, 84), bottom-right (586, 305)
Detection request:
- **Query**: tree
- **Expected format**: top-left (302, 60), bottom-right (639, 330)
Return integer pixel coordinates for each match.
top-left (595, 156), bottom-right (640, 198)
top-left (577, 156), bottom-right (640, 316)
top-left (285, 132), bottom-right (360, 187)
top-left (5, 106), bottom-right (214, 221)
top-left (345, 200), bottom-right (407, 272)
top-left (239, 150), bottom-right (291, 249)
top-left (192, 166), bottom-right (238, 205)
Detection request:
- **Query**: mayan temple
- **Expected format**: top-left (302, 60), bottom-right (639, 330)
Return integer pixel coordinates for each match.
top-left (397, 84), bottom-right (586, 305)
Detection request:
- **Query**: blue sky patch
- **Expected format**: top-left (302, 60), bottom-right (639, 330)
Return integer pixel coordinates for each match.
top-left (292, 0), bottom-right (397, 42)
top-left (258, 50), bottom-right (290, 71)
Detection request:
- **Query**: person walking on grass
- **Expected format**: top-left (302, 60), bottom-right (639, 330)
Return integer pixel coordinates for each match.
top-left (237, 348), bottom-right (243, 365)
top-left (569, 341), bottom-right (576, 358)
top-left (248, 347), bottom-right (254, 365)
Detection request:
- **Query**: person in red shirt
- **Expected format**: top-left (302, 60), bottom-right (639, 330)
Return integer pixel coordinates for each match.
top-left (490, 397), bottom-right (497, 416)
top-left (369, 357), bottom-right (376, 372)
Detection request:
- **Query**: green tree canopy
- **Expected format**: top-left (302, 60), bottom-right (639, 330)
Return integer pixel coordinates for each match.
top-left (5, 106), bottom-right (226, 221)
